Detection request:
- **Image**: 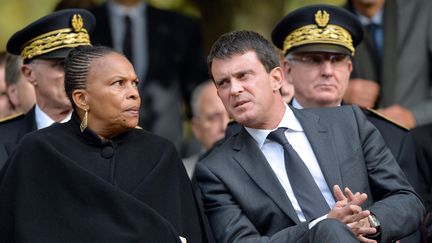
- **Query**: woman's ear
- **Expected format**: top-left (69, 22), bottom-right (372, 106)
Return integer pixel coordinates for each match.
top-left (72, 89), bottom-right (88, 111)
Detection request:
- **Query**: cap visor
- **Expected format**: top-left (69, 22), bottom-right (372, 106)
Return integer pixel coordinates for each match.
top-left (289, 44), bottom-right (352, 55)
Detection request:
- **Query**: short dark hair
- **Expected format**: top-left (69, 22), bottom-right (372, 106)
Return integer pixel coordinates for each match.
top-left (5, 54), bottom-right (22, 87)
top-left (64, 45), bottom-right (116, 107)
top-left (207, 30), bottom-right (280, 80)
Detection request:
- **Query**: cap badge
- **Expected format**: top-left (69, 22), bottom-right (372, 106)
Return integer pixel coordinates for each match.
top-left (315, 10), bottom-right (330, 28)
top-left (71, 14), bottom-right (84, 32)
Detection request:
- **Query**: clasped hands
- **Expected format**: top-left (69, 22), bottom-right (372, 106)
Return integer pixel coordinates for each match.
top-left (327, 185), bottom-right (377, 243)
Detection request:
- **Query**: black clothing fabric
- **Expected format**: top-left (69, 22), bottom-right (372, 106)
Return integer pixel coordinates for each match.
top-left (412, 124), bottom-right (432, 241)
top-left (0, 113), bottom-right (206, 242)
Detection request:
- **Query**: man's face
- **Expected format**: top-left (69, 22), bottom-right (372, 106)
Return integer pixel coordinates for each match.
top-left (284, 52), bottom-right (352, 108)
top-left (0, 65), bottom-right (14, 118)
top-left (25, 58), bottom-right (71, 111)
top-left (191, 83), bottom-right (229, 150)
top-left (211, 51), bottom-right (283, 129)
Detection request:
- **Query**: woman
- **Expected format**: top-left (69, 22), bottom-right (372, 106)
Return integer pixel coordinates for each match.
top-left (0, 46), bottom-right (206, 242)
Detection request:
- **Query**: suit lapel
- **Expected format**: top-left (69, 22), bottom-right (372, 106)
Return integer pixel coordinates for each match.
top-left (233, 128), bottom-right (301, 224)
top-left (291, 108), bottom-right (343, 194)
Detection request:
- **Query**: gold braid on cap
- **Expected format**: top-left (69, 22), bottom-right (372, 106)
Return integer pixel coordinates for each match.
top-left (21, 14), bottom-right (91, 61)
top-left (283, 10), bottom-right (354, 55)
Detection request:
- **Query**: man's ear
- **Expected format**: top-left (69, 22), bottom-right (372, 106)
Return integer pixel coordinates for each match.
top-left (270, 66), bottom-right (284, 92)
top-left (191, 117), bottom-right (202, 139)
top-left (21, 65), bottom-right (36, 86)
top-left (282, 59), bottom-right (294, 84)
top-left (283, 59), bottom-right (292, 75)
top-left (7, 84), bottom-right (19, 107)
top-left (72, 89), bottom-right (89, 111)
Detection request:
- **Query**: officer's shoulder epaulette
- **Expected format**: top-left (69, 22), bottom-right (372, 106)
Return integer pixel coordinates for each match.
top-left (0, 112), bottom-right (24, 124)
top-left (364, 108), bottom-right (409, 131)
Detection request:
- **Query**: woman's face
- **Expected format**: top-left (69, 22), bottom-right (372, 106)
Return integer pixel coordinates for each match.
top-left (85, 52), bottom-right (140, 137)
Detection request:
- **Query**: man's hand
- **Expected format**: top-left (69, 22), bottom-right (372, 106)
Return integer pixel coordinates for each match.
top-left (328, 185), bottom-right (369, 224)
top-left (344, 79), bottom-right (380, 108)
top-left (329, 185), bottom-right (377, 242)
top-left (347, 218), bottom-right (377, 243)
top-left (378, 105), bottom-right (416, 129)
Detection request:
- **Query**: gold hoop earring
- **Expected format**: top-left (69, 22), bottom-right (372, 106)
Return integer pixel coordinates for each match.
top-left (80, 109), bottom-right (88, 132)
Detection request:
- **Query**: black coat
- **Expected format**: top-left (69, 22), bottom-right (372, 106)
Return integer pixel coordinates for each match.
top-left (0, 113), bottom-right (207, 242)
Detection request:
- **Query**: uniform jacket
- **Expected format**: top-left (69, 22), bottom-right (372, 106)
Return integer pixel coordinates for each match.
top-left (0, 106), bottom-right (37, 169)
top-left (195, 105), bottom-right (424, 243)
top-left (0, 113), bottom-right (207, 242)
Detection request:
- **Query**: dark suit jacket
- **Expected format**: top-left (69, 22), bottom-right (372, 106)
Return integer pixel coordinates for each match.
top-left (411, 124), bottom-right (432, 213)
top-left (196, 105), bottom-right (424, 243)
top-left (90, 4), bottom-right (208, 149)
top-left (363, 109), bottom-right (420, 193)
top-left (0, 106), bottom-right (37, 169)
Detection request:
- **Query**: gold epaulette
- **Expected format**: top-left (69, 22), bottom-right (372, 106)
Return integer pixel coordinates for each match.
top-left (366, 108), bottom-right (409, 131)
top-left (0, 112), bottom-right (24, 123)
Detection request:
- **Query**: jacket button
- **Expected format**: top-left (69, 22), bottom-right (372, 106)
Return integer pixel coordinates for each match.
top-left (101, 146), bottom-right (114, 158)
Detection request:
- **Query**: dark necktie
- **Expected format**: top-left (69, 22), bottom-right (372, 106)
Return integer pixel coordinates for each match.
top-left (123, 15), bottom-right (133, 64)
top-left (267, 128), bottom-right (330, 221)
top-left (366, 23), bottom-right (383, 64)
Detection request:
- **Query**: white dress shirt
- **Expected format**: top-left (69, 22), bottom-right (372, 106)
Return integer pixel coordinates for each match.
top-left (245, 103), bottom-right (335, 222)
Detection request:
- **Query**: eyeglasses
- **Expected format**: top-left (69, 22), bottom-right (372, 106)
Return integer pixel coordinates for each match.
top-left (287, 53), bottom-right (351, 68)
top-left (29, 59), bottom-right (65, 69)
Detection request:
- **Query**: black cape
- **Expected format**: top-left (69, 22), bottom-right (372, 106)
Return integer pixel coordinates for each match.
top-left (0, 113), bottom-right (206, 242)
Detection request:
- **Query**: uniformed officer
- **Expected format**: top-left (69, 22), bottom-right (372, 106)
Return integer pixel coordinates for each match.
top-left (0, 9), bottom-right (96, 168)
top-left (271, 4), bottom-right (422, 242)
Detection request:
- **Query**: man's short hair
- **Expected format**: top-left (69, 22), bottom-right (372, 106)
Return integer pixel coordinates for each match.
top-left (207, 30), bottom-right (280, 80)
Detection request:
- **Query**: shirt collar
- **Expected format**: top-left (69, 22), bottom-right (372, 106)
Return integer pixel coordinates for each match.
top-left (107, 0), bottom-right (146, 17)
top-left (292, 97), bottom-right (342, 109)
top-left (245, 103), bottom-right (303, 148)
top-left (356, 8), bottom-right (383, 26)
top-left (35, 105), bottom-right (71, 129)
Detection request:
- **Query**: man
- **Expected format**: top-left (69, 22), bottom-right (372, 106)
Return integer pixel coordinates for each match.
top-left (90, 0), bottom-right (208, 151)
top-left (183, 80), bottom-right (230, 178)
top-left (195, 5), bottom-right (424, 243)
top-left (5, 54), bottom-right (36, 115)
top-left (344, 0), bottom-right (432, 128)
top-left (0, 9), bottom-right (95, 168)
top-left (274, 1), bottom-right (421, 217)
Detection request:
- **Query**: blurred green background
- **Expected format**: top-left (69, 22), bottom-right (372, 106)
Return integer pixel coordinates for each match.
top-left (0, 0), bottom-right (345, 52)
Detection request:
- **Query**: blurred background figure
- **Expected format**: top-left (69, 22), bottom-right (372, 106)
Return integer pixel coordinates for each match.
top-left (90, 0), bottom-right (208, 154)
top-left (54, 0), bottom-right (98, 11)
top-left (183, 80), bottom-right (229, 179)
top-left (0, 51), bottom-right (14, 119)
top-left (344, 0), bottom-right (432, 129)
top-left (5, 54), bottom-right (35, 115)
